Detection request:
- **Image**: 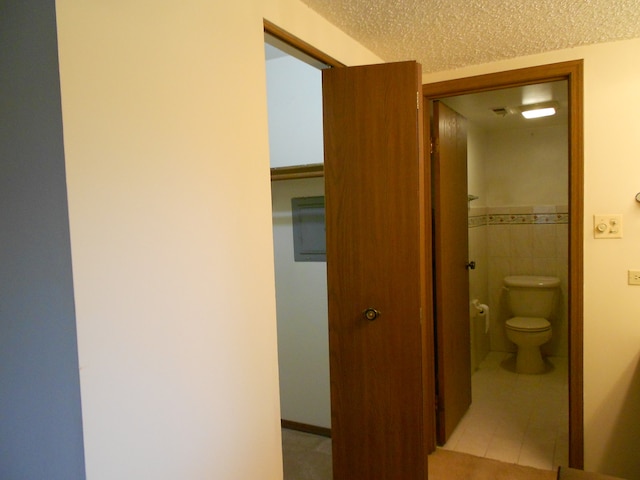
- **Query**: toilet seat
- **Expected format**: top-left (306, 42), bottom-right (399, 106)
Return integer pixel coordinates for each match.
top-left (506, 316), bottom-right (551, 332)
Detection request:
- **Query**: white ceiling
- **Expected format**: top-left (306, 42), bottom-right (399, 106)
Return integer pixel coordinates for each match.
top-left (299, 0), bottom-right (640, 73)
top-left (442, 80), bottom-right (568, 130)
top-left (270, 1), bottom-right (640, 129)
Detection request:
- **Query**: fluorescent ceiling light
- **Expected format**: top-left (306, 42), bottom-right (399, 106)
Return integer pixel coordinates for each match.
top-left (521, 107), bottom-right (556, 119)
top-left (519, 102), bottom-right (559, 119)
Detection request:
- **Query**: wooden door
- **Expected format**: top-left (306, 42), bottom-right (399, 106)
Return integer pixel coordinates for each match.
top-left (323, 61), bottom-right (432, 479)
top-left (432, 100), bottom-right (472, 444)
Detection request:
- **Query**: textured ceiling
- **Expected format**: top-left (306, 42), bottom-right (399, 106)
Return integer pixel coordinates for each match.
top-left (299, 0), bottom-right (640, 72)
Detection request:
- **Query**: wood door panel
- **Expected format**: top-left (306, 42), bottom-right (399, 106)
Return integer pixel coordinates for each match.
top-left (323, 61), bottom-right (429, 480)
top-left (433, 101), bottom-right (472, 444)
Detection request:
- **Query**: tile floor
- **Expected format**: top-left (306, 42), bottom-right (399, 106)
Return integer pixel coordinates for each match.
top-left (443, 351), bottom-right (569, 471)
top-left (282, 428), bottom-right (557, 480)
top-left (281, 351), bottom-right (568, 479)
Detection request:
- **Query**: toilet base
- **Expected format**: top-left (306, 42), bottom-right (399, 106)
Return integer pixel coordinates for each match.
top-left (505, 324), bottom-right (552, 375)
top-left (515, 345), bottom-right (546, 374)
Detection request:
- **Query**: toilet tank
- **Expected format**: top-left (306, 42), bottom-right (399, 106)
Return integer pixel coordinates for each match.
top-left (504, 275), bottom-right (560, 318)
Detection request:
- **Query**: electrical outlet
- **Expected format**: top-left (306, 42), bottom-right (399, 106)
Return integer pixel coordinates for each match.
top-left (594, 214), bottom-right (623, 239)
top-left (629, 270), bottom-right (640, 286)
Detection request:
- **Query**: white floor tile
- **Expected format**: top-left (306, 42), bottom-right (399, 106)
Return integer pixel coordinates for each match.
top-left (442, 352), bottom-right (568, 469)
top-left (485, 433), bottom-right (522, 464)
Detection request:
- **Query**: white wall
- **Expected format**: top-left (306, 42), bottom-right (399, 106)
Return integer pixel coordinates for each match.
top-left (424, 38), bottom-right (640, 478)
top-left (266, 55), bottom-right (324, 168)
top-left (467, 122), bottom-right (487, 209)
top-left (485, 125), bottom-right (568, 207)
top-left (266, 52), bottom-right (330, 428)
top-left (54, 0), bottom-right (381, 478)
top-left (271, 178), bottom-right (330, 428)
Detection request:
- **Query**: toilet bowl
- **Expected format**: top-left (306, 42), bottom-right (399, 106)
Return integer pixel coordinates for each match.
top-left (505, 317), bottom-right (552, 374)
top-left (504, 275), bottom-right (559, 374)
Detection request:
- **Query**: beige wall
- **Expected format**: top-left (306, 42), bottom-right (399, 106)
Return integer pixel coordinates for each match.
top-left (55, 0), bottom-right (380, 478)
top-left (54, 0), bottom-right (640, 475)
top-left (425, 39), bottom-right (640, 478)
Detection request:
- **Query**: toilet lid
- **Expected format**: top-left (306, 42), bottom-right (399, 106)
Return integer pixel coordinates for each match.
top-left (506, 316), bottom-right (551, 332)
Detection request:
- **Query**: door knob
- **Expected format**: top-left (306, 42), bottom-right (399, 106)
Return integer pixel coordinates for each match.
top-left (466, 261), bottom-right (476, 270)
top-left (363, 307), bottom-right (381, 321)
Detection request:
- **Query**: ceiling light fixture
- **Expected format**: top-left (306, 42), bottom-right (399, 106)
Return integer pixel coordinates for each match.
top-left (519, 101), bottom-right (559, 119)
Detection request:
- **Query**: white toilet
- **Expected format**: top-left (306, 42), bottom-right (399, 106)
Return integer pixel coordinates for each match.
top-left (503, 275), bottom-right (560, 374)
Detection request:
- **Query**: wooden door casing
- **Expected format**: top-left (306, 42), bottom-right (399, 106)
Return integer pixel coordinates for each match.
top-left (423, 61), bottom-right (584, 467)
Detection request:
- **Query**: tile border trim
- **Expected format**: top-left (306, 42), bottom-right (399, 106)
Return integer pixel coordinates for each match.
top-left (469, 207), bottom-right (569, 228)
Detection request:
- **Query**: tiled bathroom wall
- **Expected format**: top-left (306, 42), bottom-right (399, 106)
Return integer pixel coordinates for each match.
top-left (469, 205), bottom-right (569, 357)
top-left (465, 119), bottom-right (569, 365)
top-left (468, 206), bottom-right (490, 372)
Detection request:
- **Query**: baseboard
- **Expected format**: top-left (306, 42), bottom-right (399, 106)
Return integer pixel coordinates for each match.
top-left (281, 419), bottom-right (331, 438)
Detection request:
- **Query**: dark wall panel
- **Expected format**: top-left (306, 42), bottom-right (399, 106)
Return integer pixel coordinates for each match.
top-left (0, 1), bottom-right (86, 478)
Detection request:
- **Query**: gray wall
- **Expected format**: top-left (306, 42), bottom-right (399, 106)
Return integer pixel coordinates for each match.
top-left (0, 1), bottom-right (86, 478)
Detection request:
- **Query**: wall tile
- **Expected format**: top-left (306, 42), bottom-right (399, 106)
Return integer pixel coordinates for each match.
top-left (483, 204), bottom-right (568, 356)
top-left (533, 224), bottom-right (557, 258)
top-left (488, 225), bottom-right (510, 257)
top-left (510, 224), bottom-right (534, 258)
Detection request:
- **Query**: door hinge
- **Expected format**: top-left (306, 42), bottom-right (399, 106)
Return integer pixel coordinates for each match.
top-left (430, 137), bottom-right (439, 155)
top-left (417, 91), bottom-right (420, 110)
top-left (430, 138), bottom-right (434, 155)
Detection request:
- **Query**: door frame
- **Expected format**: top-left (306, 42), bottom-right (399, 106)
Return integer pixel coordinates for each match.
top-left (264, 20), bottom-right (585, 470)
top-left (264, 20), bottom-right (344, 68)
top-left (264, 21), bottom-right (342, 437)
top-left (422, 60), bottom-right (584, 468)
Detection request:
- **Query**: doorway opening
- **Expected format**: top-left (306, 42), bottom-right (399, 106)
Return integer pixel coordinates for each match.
top-left (424, 60), bottom-right (584, 469)
top-left (435, 80), bottom-right (570, 469)
top-left (264, 23), bottom-right (338, 478)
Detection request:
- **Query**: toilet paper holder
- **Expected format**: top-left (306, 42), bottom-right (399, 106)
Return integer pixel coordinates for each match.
top-left (471, 299), bottom-right (486, 314)
top-left (471, 299), bottom-right (490, 333)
